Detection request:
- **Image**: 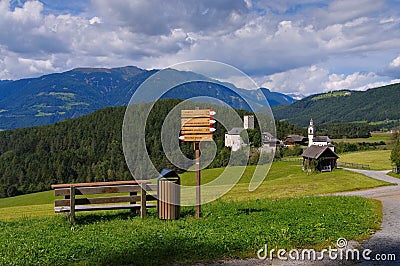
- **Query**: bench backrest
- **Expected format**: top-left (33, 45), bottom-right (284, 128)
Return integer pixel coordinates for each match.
top-left (54, 183), bottom-right (157, 207)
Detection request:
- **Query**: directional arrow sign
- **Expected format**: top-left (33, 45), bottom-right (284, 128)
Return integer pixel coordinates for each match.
top-left (181, 127), bottom-right (216, 134)
top-left (180, 109), bottom-right (216, 142)
top-left (179, 134), bottom-right (213, 142)
top-left (181, 118), bottom-right (212, 127)
top-left (181, 109), bottom-right (211, 118)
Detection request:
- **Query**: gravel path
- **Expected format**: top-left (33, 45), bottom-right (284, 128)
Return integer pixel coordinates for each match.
top-left (202, 169), bottom-right (400, 266)
top-left (334, 169), bottom-right (400, 265)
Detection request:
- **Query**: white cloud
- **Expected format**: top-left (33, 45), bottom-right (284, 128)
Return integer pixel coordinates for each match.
top-left (259, 65), bottom-right (330, 95)
top-left (390, 56), bottom-right (400, 67)
top-left (0, 0), bottom-right (399, 97)
top-left (89, 16), bottom-right (101, 25)
top-left (324, 72), bottom-right (379, 91)
top-left (258, 65), bottom-right (400, 95)
top-left (312, 0), bottom-right (385, 27)
top-left (379, 55), bottom-right (400, 78)
top-left (90, 0), bottom-right (250, 35)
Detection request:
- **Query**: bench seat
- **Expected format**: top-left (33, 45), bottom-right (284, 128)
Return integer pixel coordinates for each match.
top-left (55, 203), bottom-right (156, 213)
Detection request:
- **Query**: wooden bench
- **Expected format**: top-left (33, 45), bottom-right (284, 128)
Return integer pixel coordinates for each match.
top-left (51, 180), bottom-right (157, 224)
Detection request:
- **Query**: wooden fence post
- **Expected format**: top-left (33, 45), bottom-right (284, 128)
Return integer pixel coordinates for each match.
top-left (140, 185), bottom-right (147, 218)
top-left (70, 186), bottom-right (75, 224)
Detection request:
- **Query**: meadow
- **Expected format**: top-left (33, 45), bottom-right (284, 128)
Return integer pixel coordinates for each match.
top-left (333, 132), bottom-right (393, 144)
top-left (0, 162), bottom-right (389, 220)
top-left (0, 161), bottom-right (392, 265)
top-left (0, 197), bottom-right (382, 265)
top-left (338, 150), bottom-right (393, 170)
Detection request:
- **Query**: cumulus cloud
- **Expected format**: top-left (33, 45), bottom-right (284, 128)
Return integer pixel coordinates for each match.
top-left (259, 65), bottom-right (330, 95)
top-left (90, 0), bottom-right (250, 36)
top-left (258, 65), bottom-right (400, 96)
top-left (380, 55), bottom-right (400, 78)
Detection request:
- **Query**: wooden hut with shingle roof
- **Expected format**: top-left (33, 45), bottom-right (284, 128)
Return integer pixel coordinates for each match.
top-left (302, 145), bottom-right (339, 172)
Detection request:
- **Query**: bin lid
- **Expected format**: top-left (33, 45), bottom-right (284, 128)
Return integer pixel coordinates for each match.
top-left (158, 168), bottom-right (180, 180)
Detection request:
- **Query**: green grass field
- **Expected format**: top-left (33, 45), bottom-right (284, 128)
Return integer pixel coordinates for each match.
top-left (0, 196), bottom-right (382, 265)
top-left (338, 150), bottom-right (392, 170)
top-left (387, 171), bottom-right (400, 179)
top-left (181, 162), bottom-right (390, 201)
top-left (0, 161), bottom-right (390, 220)
top-left (333, 132), bottom-right (393, 144)
top-left (0, 161), bottom-right (391, 265)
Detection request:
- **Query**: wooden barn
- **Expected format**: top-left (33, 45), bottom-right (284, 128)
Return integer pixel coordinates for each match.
top-left (302, 145), bottom-right (339, 172)
top-left (284, 135), bottom-right (308, 146)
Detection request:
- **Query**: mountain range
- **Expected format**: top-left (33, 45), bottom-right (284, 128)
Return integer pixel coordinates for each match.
top-left (273, 83), bottom-right (400, 127)
top-left (0, 66), bottom-right (295, 130)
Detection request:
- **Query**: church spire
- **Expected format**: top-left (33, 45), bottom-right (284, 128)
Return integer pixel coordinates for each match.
top-left (308, 118), bottom-right (314, 147)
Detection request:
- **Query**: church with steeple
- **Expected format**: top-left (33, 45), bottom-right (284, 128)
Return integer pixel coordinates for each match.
top-left (307, 118), bottom-right (334, 151)
top-left (308, 118), bottom-right (315, 147)
top-left (302, 118), bottom-right (338, 172)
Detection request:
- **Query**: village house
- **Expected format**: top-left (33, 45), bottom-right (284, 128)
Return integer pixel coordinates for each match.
top-left (284, 135), bottom-right (307, 146)
top-left (262, 132), bottom-right (280, 147)
top-left (224, 127), bottom-right (245, 151)
top-left (225, 115), bottom-right (278, 151)
top-left (225, 115), bottom-right (254, 151)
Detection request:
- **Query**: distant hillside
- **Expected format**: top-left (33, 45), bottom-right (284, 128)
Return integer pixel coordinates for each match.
top-left (0, 66), bottom-right (294, 130)
top-left (272, 83), bottom-right (400, 127)
top-left (0, 98), bottom-right (304, 198)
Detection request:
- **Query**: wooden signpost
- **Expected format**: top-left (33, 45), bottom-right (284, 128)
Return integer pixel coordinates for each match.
top-left (180, 109), bottom-right (216, 218)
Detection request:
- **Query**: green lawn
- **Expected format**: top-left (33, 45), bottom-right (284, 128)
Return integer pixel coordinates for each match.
top-left (0, 196), bottom-right (382, 265)
top-left (0, 161), bottom-right (390, 220)
top-left (181, 161), bottom-right (390, 201)
top-left (0, 190), bottom-right (54, 208)
top-left (0, 161), bottom-right (391, 265)
top-left (338, 150), bottom-right (392, 170)
top-left (333, 132), bottom-right (393, 144)
top-left (387, 171), bottom-right (400, 179)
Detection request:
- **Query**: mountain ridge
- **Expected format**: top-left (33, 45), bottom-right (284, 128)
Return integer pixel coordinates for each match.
top-left (0, 66), bottom-right (294, 130)
top-left (272, 83), bottom-right (400, 127)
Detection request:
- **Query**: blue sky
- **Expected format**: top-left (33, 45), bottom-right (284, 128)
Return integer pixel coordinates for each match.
top-left (1, 0), bottom-right (400, 96)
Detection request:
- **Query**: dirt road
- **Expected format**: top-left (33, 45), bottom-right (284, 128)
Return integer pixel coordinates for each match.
top-left (335, 169), bottom-right (400, 265)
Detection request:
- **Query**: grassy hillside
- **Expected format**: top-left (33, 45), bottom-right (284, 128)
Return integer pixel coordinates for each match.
top-left (0, 160), bottom-right (388, 265)
top-left (333, 132), bottom-right (393, 143)
top-left (0, 161), bottom-right (390, 220)
top-left (338, 150), bottom-right (393, 170)
top-left (272, 83), bottom-right (400, 127)
top-left (0, 196), bottom-right (382, 265)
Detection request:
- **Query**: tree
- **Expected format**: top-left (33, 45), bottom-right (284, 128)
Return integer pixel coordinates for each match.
top-left (241, 129), bottom-right (261, 148)
top-left (391, 139), bottom-right (400, 172)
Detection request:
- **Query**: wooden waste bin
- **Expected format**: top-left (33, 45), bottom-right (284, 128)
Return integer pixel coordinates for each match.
top-left (158, 169), bottom-right (180, 220)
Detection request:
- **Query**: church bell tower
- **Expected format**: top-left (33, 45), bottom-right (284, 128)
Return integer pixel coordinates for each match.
top-left (308, 118), bottom-right (314, 147)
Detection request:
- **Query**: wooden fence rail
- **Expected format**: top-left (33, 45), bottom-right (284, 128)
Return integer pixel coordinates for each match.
top-left (337, 161), bottom-right (370, 169)
top-left (277, 158), bottom-right (303, 162)
top-left (275, 158), bottom-right (371, 170)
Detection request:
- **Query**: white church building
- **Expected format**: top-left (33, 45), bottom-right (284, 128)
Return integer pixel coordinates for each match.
top-left (225, 115), bottom-right (254, 151)
top-left (307, 118), bottom-right (335, 151)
